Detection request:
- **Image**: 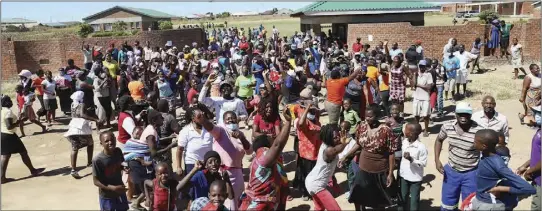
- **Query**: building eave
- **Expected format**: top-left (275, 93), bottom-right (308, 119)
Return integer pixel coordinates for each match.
top-left (465, 1), bottom-right (505, 6)
top-left (301, 8), bottom-right (440, 16)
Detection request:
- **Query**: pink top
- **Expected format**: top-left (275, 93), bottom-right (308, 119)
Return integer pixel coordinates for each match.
top-left (210, 125), bottom-right (252, 168)
top-left (139, 125), bottom-right (158, 144)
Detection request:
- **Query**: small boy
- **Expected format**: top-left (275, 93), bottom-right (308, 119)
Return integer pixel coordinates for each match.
top-left (190, 180), bottom-right (230, 211)
top-left (340, 98), bottom-right (361, 137)
top-left (338, 120), bottom-right (357, 197)
top-left (471, 129), bottom-right (536, 210)
top-left (399, 122), bottom-right (428, 211)
top-left (143, 162), bottom-right (180, 211)
top-left (15, 84), bottom-right (46, 137)
top-left (92, 131), bottom-right (129, 211)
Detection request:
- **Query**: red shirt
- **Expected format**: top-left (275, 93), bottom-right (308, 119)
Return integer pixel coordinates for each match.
top-left (33, 77), bottom-right (44, 95)
top-left (245, 148), bottom-right (288, 203)
top-left (187, 88), bottom-right (198, 104)
top-left (253, 114), bottom-right (280, 137)
top-left (295, 117), bottom-right (322, 161)
top-left (352, 43), bottom-right (363, 53)
top-left (153, 179), bottom-right (177, 211)
top-left (16, 93), bottom-right (24, 110)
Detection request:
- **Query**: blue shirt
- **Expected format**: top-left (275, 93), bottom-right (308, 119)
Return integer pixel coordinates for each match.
top-left (476, 154), bottom-right (536, 204)
top-left (443, 56), bottom-right (459, 78)
top-left (251, 62), bottom-right (265, 79)
top-left (189, 170), bottom-right (210, 200)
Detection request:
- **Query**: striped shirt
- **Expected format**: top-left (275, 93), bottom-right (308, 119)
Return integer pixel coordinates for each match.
top-left (437, 121), bottom-right (483, 172)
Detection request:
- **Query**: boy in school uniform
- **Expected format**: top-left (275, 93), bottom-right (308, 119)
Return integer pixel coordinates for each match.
top-left (399, 122), bottom-right (428, 211)
top-left (92, 131), bottom-right (129, 211)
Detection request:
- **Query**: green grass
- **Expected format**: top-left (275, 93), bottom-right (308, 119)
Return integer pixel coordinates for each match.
top-left (2, 26), bottom-right (80, 41)
top-left (1, 80), bottom-right (19, 100)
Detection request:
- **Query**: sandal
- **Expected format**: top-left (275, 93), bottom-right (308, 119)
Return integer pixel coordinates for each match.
top-left (518, 113), bottom-right (525, 125)
top-left (70, 170), bottom-right (81, 179)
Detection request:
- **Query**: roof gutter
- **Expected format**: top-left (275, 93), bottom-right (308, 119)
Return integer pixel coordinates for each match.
top-left (302, 8), bottom-right (440, 16)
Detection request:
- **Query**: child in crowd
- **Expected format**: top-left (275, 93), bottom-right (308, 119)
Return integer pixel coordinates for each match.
top-left (122, 127), bottom-right (151, 162)
top-left (338, 121), bottom-right (357, 197)
top-left (143, 162), bottom-right (181, 211)
top-left (15, 84), bottom-right (47, 137)
top-left (471, 129), bottom-right (536, 210)
top-left (340, 98), bottom-right (361, 138)
top-left (385, 103), bottom-right (406, 172)
top-left (399, 123), bottom-right (428, 211)
top-left (189, 180), bottom-right (230, 211)
top-left (92, 131), bottom-right (129, 211)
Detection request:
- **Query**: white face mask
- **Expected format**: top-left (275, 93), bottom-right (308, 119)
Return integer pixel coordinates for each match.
top-left (307, 113), bottom-right (316, 121)
top-left (535, 112), bottom-right (541, 126)
top-left (225, 123), bottom-right (239, 131)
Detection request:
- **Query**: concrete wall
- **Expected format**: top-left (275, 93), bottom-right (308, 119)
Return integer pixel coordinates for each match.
top-left (347, 18), bottom-right (541, 62)
top-left (1, 28), bottom-right (206, 80)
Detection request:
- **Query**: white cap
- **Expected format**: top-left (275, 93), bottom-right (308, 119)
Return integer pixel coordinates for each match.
top-left (18, 69), bottom-right (32, 78)
top-left (455, 102), bottom-right (473, 114)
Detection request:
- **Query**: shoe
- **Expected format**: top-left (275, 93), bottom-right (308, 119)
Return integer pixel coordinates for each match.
top-left (344, 191), bottom-right (350, 198)
top-left (302, 196), bottom-right (310, 201)
top-left (71, 170), bottom-right (81, 179)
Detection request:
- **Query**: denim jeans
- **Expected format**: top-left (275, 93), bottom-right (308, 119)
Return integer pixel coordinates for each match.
top-left (399, 178), bottom-right (422, 211)
top-left (437, 85), bottom-right (444, 114)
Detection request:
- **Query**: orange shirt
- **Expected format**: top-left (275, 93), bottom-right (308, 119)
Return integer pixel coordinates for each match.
top-left (33, 77), bottom-right (44, 95)
top-left (295, 117), bottom-right (322, 161)
top-left (128, 81), bottom-right (145, 100)
top-left (325, 78), bottom-right (349, 105)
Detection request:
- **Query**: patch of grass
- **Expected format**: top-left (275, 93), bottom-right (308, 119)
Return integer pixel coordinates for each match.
top-left (2, 26), bottom-right (79, 41)
top-left (174, 17), bottom-right (301, 37)
top-left (468, 65), bottom-right (522, 100)
top-left (1, 80), bottom-right (19, 100)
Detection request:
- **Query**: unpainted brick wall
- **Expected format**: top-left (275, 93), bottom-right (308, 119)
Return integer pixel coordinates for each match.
top-left (347, 18), bottom-right (541, 62)
top-left (1, 28), bottom-right (205, 80)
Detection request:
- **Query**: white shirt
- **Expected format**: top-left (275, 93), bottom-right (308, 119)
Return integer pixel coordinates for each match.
top-left (399, 139), bottom-right (428, 182)
top-left (454, 51), bottom-right (477, 71)
top-left (198, 85), bottom-right (248, 125)
top-left (82, 49), bottom-right (93, 64)
top-left (41, 80), bottom-right (56, 100)
top-left (413, 71), bottom-right (433, 101)
top-left (471, 110), bottom-right (509, 143)
top-left (144, 47), bottom-right (153, 61)
top-left (178, 123), bottom-right (213, 165)
top-left (305, 143), bottom-right (339, 195)
top-left (122, 115), bottom-right (136, 137)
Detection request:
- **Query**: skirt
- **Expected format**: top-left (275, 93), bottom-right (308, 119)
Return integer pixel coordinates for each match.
top-left (349, 168), bottom-right (402, 208)
top-left (526, 88), bottom-right (540, 116)
top-left (67, 135), bottom-right (94, 150)
top-left (1, 133), bottom-right (28, 155)
top-left (58, 88), bottom-right (73, 113)
top-left (44, 98), bottom-right (58, 111)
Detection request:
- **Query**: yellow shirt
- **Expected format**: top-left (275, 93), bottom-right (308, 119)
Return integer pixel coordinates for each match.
top-left (103, 60), bottom-right (119, 79)
top-left (378, 73), bottom-right (390, 91)
top-left (1, 107), bottom-right (16, 134)
top-left (366, 66), bottom-right (379, 81)
top-left (288, 58), bottom-right (297, 69)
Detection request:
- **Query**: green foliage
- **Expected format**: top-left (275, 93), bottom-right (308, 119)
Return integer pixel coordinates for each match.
top-left (478, 10), bottom-right (499, 24)
top-left (158, 21), bottom-right (173, 30)
top-left (77, 23), bottom-right (94, 38)
top-left (112, 21), bottom-right (128, 32)
top-left (3, 25), bottom-right (22, 32)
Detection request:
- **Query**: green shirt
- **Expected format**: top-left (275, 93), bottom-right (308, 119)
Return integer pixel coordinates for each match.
top-left (501, 24), bottom-right (511, 38)
top-left (235, 75), bottom-right (255, 98)
top-left (343, 109), bottom-right (361, 135)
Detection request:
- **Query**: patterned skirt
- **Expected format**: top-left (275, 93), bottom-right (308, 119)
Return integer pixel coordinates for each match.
top-left (390, 85), bottom-right (405, 103)
top-left (526, 88), bottom-right (541, 116)
top-left (67, 135), bottom-right (94, 150)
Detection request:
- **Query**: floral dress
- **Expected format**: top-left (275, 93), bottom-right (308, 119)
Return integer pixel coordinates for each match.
top-left (389, 65), bottom-right (406, 103)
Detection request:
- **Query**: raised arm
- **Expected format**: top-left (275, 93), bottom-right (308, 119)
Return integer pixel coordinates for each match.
top-left (347, 67), bottom-right (361, 82)
top-left (177, 161), bottom-right (202, 192)
top-left (198, 72), bottom-right (218, 108)
top-left (323, 131), bottom-right (351, 163)
top-left (261, 109), bottom-right (292, 168)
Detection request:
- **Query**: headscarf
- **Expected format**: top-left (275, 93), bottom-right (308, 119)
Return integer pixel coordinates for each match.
top-left (204, 150), bottom-right (221, 165)
top-left (70, 91), bottom-right (84, 109)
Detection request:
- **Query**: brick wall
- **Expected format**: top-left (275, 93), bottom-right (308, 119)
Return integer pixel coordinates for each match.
top-left (1, 28), bottom-right (205, 80)
top-left (347, 18), bottom-right (541, 62)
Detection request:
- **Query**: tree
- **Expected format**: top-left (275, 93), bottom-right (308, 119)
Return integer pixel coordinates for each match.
top-left (3, 25), bottom-right (21, 32)
top-left (158, 21), bottom-right (173, 30)
top-left (112, 21), bottom-right (128, 31)
top-left (77, 23), bottom-right (94, 38)
top-left (272, 8), bottom-right (278, 14)
top-left (221, 12), bottom-right (231, 18)
top-left (478, 10), bottom-right (499, 24)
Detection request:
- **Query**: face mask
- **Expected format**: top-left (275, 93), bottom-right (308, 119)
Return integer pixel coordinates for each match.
top-left (535, 112), bottom-right (541, 126)
top-left (100, 73), bottom-right (107, 78)
top-left (307, 113), bottom-right (316, 121)
top-left (225, 123), bottom-right (239, 131)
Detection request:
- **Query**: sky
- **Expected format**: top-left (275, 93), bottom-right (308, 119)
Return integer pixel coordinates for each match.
top-left (1, 2), bottom-right (313, 23)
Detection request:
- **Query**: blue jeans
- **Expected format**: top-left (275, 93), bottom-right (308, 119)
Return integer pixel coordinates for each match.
top-left (99, 193), bottom-right (129, 211)
top-left (441, 164), bottom-right (477, 211)
top-left (437, 86), bottom-right (444, 114)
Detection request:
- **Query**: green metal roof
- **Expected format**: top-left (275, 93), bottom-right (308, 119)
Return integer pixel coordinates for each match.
top-left (83, 6), bottom-right (176, 20)
top-left (292, 1), bottom-right (440, 15)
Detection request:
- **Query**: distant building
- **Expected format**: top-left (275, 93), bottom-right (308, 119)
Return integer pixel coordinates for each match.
top-left (43, 21), bottom-right (81, 28)
top-left (231, 11), bottom-right (259, 17)
top-left (463, 1), bottom-right (536, 16)
top-left (1, 18), bottom-right (39, 30)
top-left (260, 10), bottom-right (275, 15)
top-left (82, 6), bottom-right (176, 32)
top-left (276, 8), bottom-right (293, 15)
top-left (291, 1), bottom-right (439, 42)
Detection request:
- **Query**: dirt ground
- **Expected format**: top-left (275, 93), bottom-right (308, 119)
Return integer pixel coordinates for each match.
top-left (1, 65), bottom-right (537, 210)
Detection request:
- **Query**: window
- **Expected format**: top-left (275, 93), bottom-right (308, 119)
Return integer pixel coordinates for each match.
top-left (135, 22), bottom-right (140, 29)
top-left (91, 24), bottom-right (101, 32)
top-left (39, 59), bottom-right (50, 65)
top-left (104, 23), bottom-right (112, 31)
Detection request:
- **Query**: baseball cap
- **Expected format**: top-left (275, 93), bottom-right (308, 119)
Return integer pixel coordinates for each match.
top-left (455, 102), bottom-right (473, 114)
top-left (418, 60), bottom-right (427, 66)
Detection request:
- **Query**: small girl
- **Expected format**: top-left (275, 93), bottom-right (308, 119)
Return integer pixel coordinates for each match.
top-left (15, 85), bottom-right (46, 137)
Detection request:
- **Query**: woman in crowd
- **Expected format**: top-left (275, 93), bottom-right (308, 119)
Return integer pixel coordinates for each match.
top-left (344, 106), bottom-right (399, 210)
top-left (519, 64), bottom-right (541, 123)
top-left (389, 55), bottom-right (407, 117)
top-left (154, 71), bottom-right (176, 116)
top-left (41, 70), bottom-right (58, 127)
top-left (488, 19), bottom-right (501, 58)
top-left (177, 106), bottom-right (214, 175)
top-left (1, 95), bottom-right (45, 184)
top-left (54, 68), bottom-right (73, 115)
top-left (64, 91), bottom-right (99, 179)
top-left (93, 68), bottom-right (113, 128)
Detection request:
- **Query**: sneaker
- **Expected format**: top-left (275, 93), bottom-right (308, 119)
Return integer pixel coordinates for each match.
top-left (71, 170), bottom-right (81, 179)
top-left (344, 191), bottom-right (350, 198)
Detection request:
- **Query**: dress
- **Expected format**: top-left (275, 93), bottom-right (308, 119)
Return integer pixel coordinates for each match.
top-left (64, 103), bottom-right (94, 150)
top-left (488, 25), bottom-right (500, 49)
top-left (390, 65), bottom-right (406, 103)
top-left (526, 73), bottom-right (541, 116)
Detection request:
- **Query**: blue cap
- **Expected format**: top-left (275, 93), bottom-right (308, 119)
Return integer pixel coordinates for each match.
top-left (418, 60), bottom-right (427, 66)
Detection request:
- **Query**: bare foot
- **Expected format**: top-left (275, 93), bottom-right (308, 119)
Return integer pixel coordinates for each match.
top-left (1, 178), bottom-right (15, 184)
top-left (30, 168), bottom-right (46, 176)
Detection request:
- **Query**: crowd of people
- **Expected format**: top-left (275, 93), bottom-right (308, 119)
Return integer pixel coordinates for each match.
top-left (0, 23), bottom-right (541, 211)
